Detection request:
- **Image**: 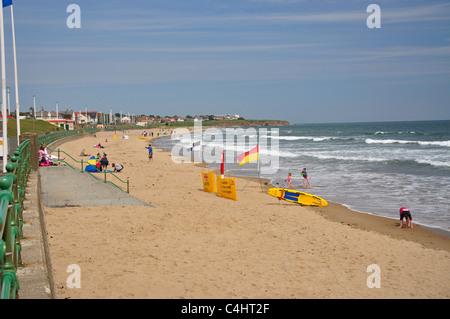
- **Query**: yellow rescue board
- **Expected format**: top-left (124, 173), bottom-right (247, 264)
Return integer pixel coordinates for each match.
top-left (268, 188), bottom-right (328, 207)
top-left (138, 137), bottom-right (149, 140)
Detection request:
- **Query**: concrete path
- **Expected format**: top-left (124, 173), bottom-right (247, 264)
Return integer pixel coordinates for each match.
top-left (40, 165), bottom-right (153, 208)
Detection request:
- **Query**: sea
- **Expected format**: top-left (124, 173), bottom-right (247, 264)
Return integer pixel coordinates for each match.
top-left (154, 120), bottom-right (450, 233)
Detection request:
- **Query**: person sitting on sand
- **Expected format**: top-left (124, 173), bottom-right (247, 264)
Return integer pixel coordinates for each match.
top-left (301, 168), bottom-right (311, 188)
top-left (399, 207), bottom-right (413, 228)
top-left (80, 149), bottom-right (90, 156)
top-left (112, 163), bottom-right (123, 172)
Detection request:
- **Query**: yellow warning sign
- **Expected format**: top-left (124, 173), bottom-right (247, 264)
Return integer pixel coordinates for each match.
top-left (216, 175), bottom-right (237, 201)
top-left (202, 171), bottom-right (216, 193)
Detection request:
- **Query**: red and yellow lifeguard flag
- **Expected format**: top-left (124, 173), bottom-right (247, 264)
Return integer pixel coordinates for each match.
top-left (237, 145), bottom-right (259, 168)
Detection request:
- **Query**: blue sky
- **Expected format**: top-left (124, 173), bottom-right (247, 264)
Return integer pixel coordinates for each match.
top-left (3, 0), bottom-right (450, 123)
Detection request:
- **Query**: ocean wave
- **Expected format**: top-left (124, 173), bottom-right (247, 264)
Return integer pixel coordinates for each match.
top-left (374, 131), bottom-right (390, 135)
top-left (415, 159), bottom-right (450, 168)
top-left (304, 152), bottom-right (388, 163)
top-left (418, 141), bottom-right (450, 147)
top-left (365, 139), bottom-right (450, 147)
top-left (270, 135), bottom-right (352, 142)
top-left (299, 152), bottom-right (449, 169)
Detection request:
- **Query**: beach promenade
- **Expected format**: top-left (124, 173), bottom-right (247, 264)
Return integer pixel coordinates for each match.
top-left (18, 128), bottom-right (450, 299)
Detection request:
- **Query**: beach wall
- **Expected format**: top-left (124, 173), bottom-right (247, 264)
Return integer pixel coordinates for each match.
top-left (16, 170), bottom-right (57, 299)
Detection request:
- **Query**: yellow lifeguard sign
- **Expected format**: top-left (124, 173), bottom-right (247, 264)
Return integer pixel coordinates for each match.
top-left (216, 175), bottom-right (237, 201)
top-left (202, 171), bottom-right (216, 193)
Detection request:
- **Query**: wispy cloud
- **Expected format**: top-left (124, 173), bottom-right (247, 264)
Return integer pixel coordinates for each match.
top-left (70, 2), bottom-right (450, 36)
top-left (382, 3), bottom-right (450, 23)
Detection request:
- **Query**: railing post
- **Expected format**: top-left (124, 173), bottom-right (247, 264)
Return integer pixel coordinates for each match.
top-left (127, 179), bottom-right (129, 194)
top-left (19, 133), bottom-right (38, 172)
top-left (0, 271), bottom-right (18, 299)
top-left (0, 175), bottom-right (18, 299)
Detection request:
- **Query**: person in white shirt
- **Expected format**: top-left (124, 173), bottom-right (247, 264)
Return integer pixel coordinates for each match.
top-left (112, 163), bottom-right (123, 172)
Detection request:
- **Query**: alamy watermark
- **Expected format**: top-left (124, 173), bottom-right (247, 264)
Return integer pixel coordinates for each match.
top-left (66, 264), bottom-right (81, 289)
top-left (170, 121), bottom-right (279, 175)
top-left (66, 4), bottom-right (81, 29)
top-left (366, 264), bottom-right (381, 288)
top-left (367, 4), bottom-right (381, 29)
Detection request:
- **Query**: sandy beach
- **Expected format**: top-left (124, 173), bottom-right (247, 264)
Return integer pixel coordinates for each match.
top-left (43, 128), bottom-right (450, 299)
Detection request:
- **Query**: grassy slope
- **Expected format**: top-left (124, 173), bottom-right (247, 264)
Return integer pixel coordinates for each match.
top-left (2, 119), bottom-right (65, 137)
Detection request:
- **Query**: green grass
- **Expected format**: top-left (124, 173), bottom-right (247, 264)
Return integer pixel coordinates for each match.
top-left (1, 119), bottom-right (66, 137)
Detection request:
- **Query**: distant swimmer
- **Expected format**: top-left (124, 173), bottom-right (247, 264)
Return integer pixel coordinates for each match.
top-left (399, 207), bottom-right (413, 229)
top-left (301, 168), bottom-right (311, 188)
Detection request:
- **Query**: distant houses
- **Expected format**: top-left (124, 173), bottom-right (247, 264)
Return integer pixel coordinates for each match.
top-left (4, 107), bottom-right (244, 131)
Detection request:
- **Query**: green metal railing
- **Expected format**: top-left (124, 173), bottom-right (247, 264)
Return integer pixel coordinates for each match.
top-left (46, 147), bottom-right (129, 193)
top-left (0, 140), bottom-right (31, 299)
top-left (38, 127), bottom-right (98, 146)
top-left (1, 128), bottom-right (99, 299)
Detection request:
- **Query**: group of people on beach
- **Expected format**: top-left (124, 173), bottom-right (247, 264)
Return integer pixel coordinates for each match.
top-left (94, 152), bottom-right (123, 173)
top-left (286, 168), bottom-right (311, 188)
top-left (284, 167), bottom-right (414, 229)
top-left (142, 131), bottom-right (154, 138)
top-left (79, 142), bottom-right (123, 173)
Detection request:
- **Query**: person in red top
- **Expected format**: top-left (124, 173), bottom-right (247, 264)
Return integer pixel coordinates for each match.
top-left (399, 207), bottom-right (413, 228)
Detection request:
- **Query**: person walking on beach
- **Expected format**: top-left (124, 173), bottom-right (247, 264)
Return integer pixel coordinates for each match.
top-left (399, 207), bottom-right (413, 228)
top-left (285, 173), bottom-right (293, 188)
top-left (301, 168), bottom-right (311, 188)
top-left (145, 144), bottom-right (153, 161)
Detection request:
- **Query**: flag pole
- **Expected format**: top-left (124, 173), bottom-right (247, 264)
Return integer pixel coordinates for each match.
top-left (6, 86), bottom-right (9, 114)
top-left (1, 2), bottom-right (8, 173)
top-left (33, 95), bottom-right (36, 119)
top-left (11, 4), bottom-right (20, 144)
top-left (256, 144), bottom-right (264, 193)
top-left (221, 150), bottom-right (224, 178)
top-left (257, 144), bottom-right (260, 174)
